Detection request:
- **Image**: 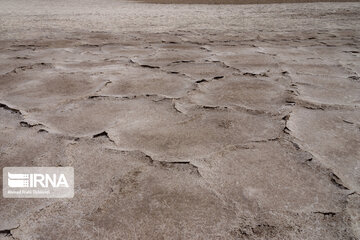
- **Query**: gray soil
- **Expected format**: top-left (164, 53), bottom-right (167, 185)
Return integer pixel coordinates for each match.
top-left (0, 0), bottom-right (359, 239)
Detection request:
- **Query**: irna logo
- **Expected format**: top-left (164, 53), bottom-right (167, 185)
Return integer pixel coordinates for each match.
top-left (3, 167), bottom-right (74, 198)
top-left (8, 173), bottom-right (69, 188)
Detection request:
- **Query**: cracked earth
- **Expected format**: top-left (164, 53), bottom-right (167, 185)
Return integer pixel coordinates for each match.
top-left (0, 0), bottom-right (360, 239)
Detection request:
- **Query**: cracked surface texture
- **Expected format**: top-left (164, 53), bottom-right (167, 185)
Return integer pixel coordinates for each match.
top-left (0, 0), bottom-right (360, 239)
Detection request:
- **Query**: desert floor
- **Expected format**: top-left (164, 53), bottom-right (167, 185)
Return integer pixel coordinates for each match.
top-left (0, 0), bottom-right (360, 239)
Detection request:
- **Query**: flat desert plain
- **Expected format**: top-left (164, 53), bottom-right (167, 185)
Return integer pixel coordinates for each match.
top-left (0, 0), bottom-right (360, 239)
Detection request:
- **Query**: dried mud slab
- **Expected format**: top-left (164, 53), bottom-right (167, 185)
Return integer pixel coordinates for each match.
top-left (0, 70), bottom-right (104, 110)
top-left (214, 54), bottom-right (282, 75)
top-left (188, 76), bottom-right (289, 114)
top-left (6, 139), bottom-right (236, 239)
top-left (289, 74), bottom-right (360, 106)
top-left (98, 66), bottom-right (194, 98)
top-left (1, 1), bottom-right (360, 239)
top-left (163, 61), bottom-right (234, 80)
top-left (0, 109), bottom-right (70, 233)
top-left (283, 63), bottom-right (353, 78)
top-left (132, 48), bottom-right (210, 68)
top-left (108, 102), bottom-right (283, 161)
top-left (196, 140), bottom-right (353, 239)
top-left (287, 107), bottom-right (360, 193)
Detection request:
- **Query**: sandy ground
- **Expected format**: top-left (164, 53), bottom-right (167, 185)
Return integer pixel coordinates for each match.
top-left (137, 0), bottom-right (359, 4)
top-left (0, 0), bottom-right (360, 239)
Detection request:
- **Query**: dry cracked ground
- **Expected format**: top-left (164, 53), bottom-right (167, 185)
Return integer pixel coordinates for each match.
top-left (0, 0), bottom-right (360, 239)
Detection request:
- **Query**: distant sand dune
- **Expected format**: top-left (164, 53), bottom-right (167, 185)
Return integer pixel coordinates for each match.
top-left (136, 0), bottom-right (359, 4)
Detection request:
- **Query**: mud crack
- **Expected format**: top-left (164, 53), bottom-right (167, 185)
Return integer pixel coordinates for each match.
top-left (0, 103), bottom-right (22, 115)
